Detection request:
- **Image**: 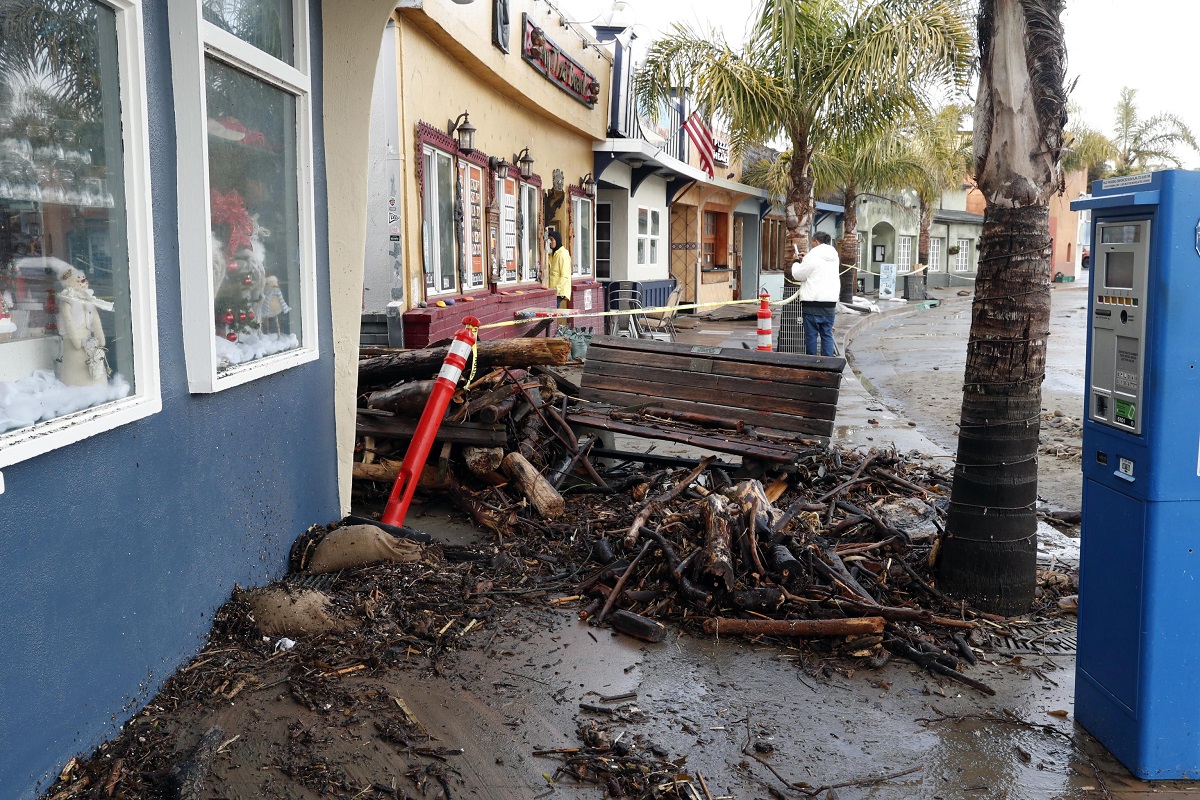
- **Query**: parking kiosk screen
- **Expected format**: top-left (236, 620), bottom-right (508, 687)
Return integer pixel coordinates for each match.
top-left (1090, 219), bottom-right (1150, 435)
top-left (1105, 252), bottom-right (1135, 289)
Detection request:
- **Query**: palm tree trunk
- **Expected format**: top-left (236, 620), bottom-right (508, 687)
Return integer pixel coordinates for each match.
top-left (839, 182), bottom-right (859, 303)
top-left (936, 0), bottom-right (1066, 615)
top-left (938, 206), bottom-right (1050, 612)
top-left (786, 137), bottom-right (813, 259)
top-left (914, 201), bottom-right (931, 299)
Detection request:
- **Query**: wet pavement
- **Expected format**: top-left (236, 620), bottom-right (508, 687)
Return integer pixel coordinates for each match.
top-left (498, 280), bottom-right (1199, 800)
top-left (384, 290), bottom-right (1200, 800)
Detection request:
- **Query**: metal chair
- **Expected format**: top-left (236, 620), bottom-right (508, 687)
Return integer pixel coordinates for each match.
top-left (607, 282), bottom-right (644, 338)
top-left (638, 286), bottom-right (681, 342)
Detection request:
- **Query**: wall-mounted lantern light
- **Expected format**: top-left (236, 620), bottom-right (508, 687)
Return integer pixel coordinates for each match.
top-left (581, 172), bottom-right (596, 198)
top-left (447, 111), bottom-right (476, 154)
top-left (515, 147), bottom-right (534, 179)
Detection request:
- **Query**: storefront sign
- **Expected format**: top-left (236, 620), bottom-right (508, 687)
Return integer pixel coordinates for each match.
top-left (522, 13), bottom-right (600, 108)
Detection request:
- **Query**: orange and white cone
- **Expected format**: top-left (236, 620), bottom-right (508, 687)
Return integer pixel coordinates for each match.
top-left (757, 291), bottom-right (773, 352)
top-left (380, 316), bottom-right (480, 527)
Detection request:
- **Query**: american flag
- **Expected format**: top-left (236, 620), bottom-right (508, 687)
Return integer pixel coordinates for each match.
top-left (683, 112), bottom-right (715, 178)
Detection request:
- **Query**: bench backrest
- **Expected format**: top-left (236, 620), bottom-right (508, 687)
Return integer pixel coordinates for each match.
top-left (578, 336), bottom-right (845, 438)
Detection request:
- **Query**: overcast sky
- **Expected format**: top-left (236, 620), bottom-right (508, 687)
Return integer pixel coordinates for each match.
top-left (557, 0), bottom-right (1200, 167)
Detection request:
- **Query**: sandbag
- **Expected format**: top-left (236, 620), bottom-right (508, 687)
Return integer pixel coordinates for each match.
top-left (246, 587), bottom-right (347, 637)
top-left (307, 524), bottom-right (425, 574)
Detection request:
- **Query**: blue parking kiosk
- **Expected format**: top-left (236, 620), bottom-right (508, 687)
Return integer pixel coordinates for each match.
top-left (1073, 170), bottom-right (1200, 779)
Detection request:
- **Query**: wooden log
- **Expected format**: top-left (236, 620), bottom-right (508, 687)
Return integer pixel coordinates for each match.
top-left (356, 411), bottom-right (507, 447)
top-left (359, 338), bottom-right (570, 386)
top-left (703, 616), bottom-right (886, 637)
top-left (608, 609), bottom-right (667, 643)
top-left (699, 494), bottom-right (735, 592)
top-left (731, 587), bottom-right (786, 614)
top-left (518, 414), bottom-right (551, 464)
top-left (172, 725), bottom-right (224, 800)
top-left (501, 452), bottom-right (566, 520)
top-left (641, 405), bottom-right (746, 432)
top-left (463, 447), bottom-right (505, 476)
top-left (476, 395), bottom-right (517, 423)
top-left (366, 380), bottom-right (437, 415)
top-left (446, 475), bottom-right (515, 535)
top-left (770, 544), bottom-right (805, 585)
top-left (351, 459), bottom-right (450, 489)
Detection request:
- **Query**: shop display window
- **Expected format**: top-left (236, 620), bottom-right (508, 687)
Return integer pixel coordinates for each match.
top-left (422, 144), bottom-right (457, 295)
top-left (0, 0), bottom-right (159, 463)
top-left (172, 0), bottom-right (317, 391)
top-left (519, 182), bottom-right (540, 282)
top-left (497, 173), bottom-right (518, 284)
top-left (572, 195), bottom-right (593, 276)
top-left (458, 161), bottom-right (485, 290)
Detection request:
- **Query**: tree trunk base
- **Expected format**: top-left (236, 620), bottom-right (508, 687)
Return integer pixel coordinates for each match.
top-left (936, 530), bottom-right (1037, 616)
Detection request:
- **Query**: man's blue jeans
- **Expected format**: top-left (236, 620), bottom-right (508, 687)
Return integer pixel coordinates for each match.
top-left (803, 308), bottom-right (836, 357)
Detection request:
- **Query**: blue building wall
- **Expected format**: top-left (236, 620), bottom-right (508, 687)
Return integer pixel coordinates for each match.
top-left (0, 3), bottom-right (339, 798)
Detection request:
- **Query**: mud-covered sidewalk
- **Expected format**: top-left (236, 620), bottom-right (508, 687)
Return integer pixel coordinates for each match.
top-left (37, 288), bottom-right (1200, 800)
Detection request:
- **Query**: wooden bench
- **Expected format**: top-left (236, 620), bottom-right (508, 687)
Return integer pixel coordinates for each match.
top-left (566, 336), bottom-right (845, 464)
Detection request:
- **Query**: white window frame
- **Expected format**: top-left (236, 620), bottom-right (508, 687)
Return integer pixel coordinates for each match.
top-left (897, 235), bottom-right (913, 272)
top-left (170, 0), bottom-right (319, 393)
top-left (422, 144), bottom-right (459, 296)
top-left (519, 182), bottom-right (540, 282)
top-left (572, 196), bottom-right (594, 276)
top-left (955, 238), bottom-right (971, 272)
top-left (0, 0), bottom-right (161, 468)
top-left (458, 160), bottom-right (486, 291)
top-left (929, 237), bottom-right (943, 272)
top-left (496, 173), bottom-right (519, 285)
top-left (636, 206), bottom-right (662, 267)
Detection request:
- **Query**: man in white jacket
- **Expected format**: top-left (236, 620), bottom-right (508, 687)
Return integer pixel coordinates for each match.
top-left (790, 231), bottom-right (840, 356)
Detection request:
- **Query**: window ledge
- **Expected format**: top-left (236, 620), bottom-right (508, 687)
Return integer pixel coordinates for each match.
top-left (0, 391), bottom-right (162, 468)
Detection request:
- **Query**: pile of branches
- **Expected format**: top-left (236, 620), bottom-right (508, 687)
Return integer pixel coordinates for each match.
top-left (357, 336), bottom-right (609, 535)
top-left (556, 450), bottom-right (1007, 696)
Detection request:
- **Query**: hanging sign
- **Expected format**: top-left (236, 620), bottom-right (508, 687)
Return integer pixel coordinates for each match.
top-left (522, 13), bottom-right (600, 108)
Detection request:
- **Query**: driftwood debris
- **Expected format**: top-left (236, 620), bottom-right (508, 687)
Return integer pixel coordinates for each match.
top-left (359, 338), bottom-right (569, 385)
top-left (704, 616), bottom-right (886, 637)
top-left (502, 452), bottom-right (565, 520)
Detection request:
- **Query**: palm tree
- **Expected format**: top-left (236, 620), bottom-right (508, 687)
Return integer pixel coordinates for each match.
top-left (743, 132), bottom-right (922, 302)
top-left (1061, 106), bottom-right (1114, 184)
top-left (1109, 87), bottom-right (1197, 176)
top-left (907, 104), bottom-right (973, 298)
top-left (0, 0), bottom-right (102, 116)
top-left (936, 0), bottom-right (1068, 615)
top-left (634, 0), bottom-right (972, 258)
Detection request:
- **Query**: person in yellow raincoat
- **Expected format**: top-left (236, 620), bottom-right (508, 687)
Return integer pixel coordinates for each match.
top-left (546, 229), bottom-right (572, 308)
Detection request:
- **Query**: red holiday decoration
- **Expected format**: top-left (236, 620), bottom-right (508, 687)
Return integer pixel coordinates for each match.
top-left (226, 332), bottom-right (238, 342)
top-left (222, 309), bottom-right (235, 325)
top-left (243, 276), bottom-right (253, 286)
top-left (226, 260), bottom-right (239, 272)
top-left (246, 311), bottom-right (255, 321)
top-left (210, 188), bottom-right (254, 255)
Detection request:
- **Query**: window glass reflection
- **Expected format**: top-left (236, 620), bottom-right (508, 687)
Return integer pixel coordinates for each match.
top-left (0, 0), bottom-right (134, 434)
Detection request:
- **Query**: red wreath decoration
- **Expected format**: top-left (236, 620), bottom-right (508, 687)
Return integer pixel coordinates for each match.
top-left (210, 188), bottom-right (254, 255)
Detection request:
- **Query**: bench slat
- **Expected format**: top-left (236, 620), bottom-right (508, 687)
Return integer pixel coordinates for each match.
top-left (585, 345), bottom-right (843, 390)
top-left (568, 410), bottom-right (816, 463)
top-left (580, 388), bottom-right (836, 437)
top-left (583, 358), bottom-right (840, 409)
top-left (581, 364), bottom-right (837, 421)
top-left (588, 336), bottom-right (846, 373)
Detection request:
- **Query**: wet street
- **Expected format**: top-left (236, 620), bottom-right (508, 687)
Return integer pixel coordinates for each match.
top-left (846, 281), bottom-right (1090, 511)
